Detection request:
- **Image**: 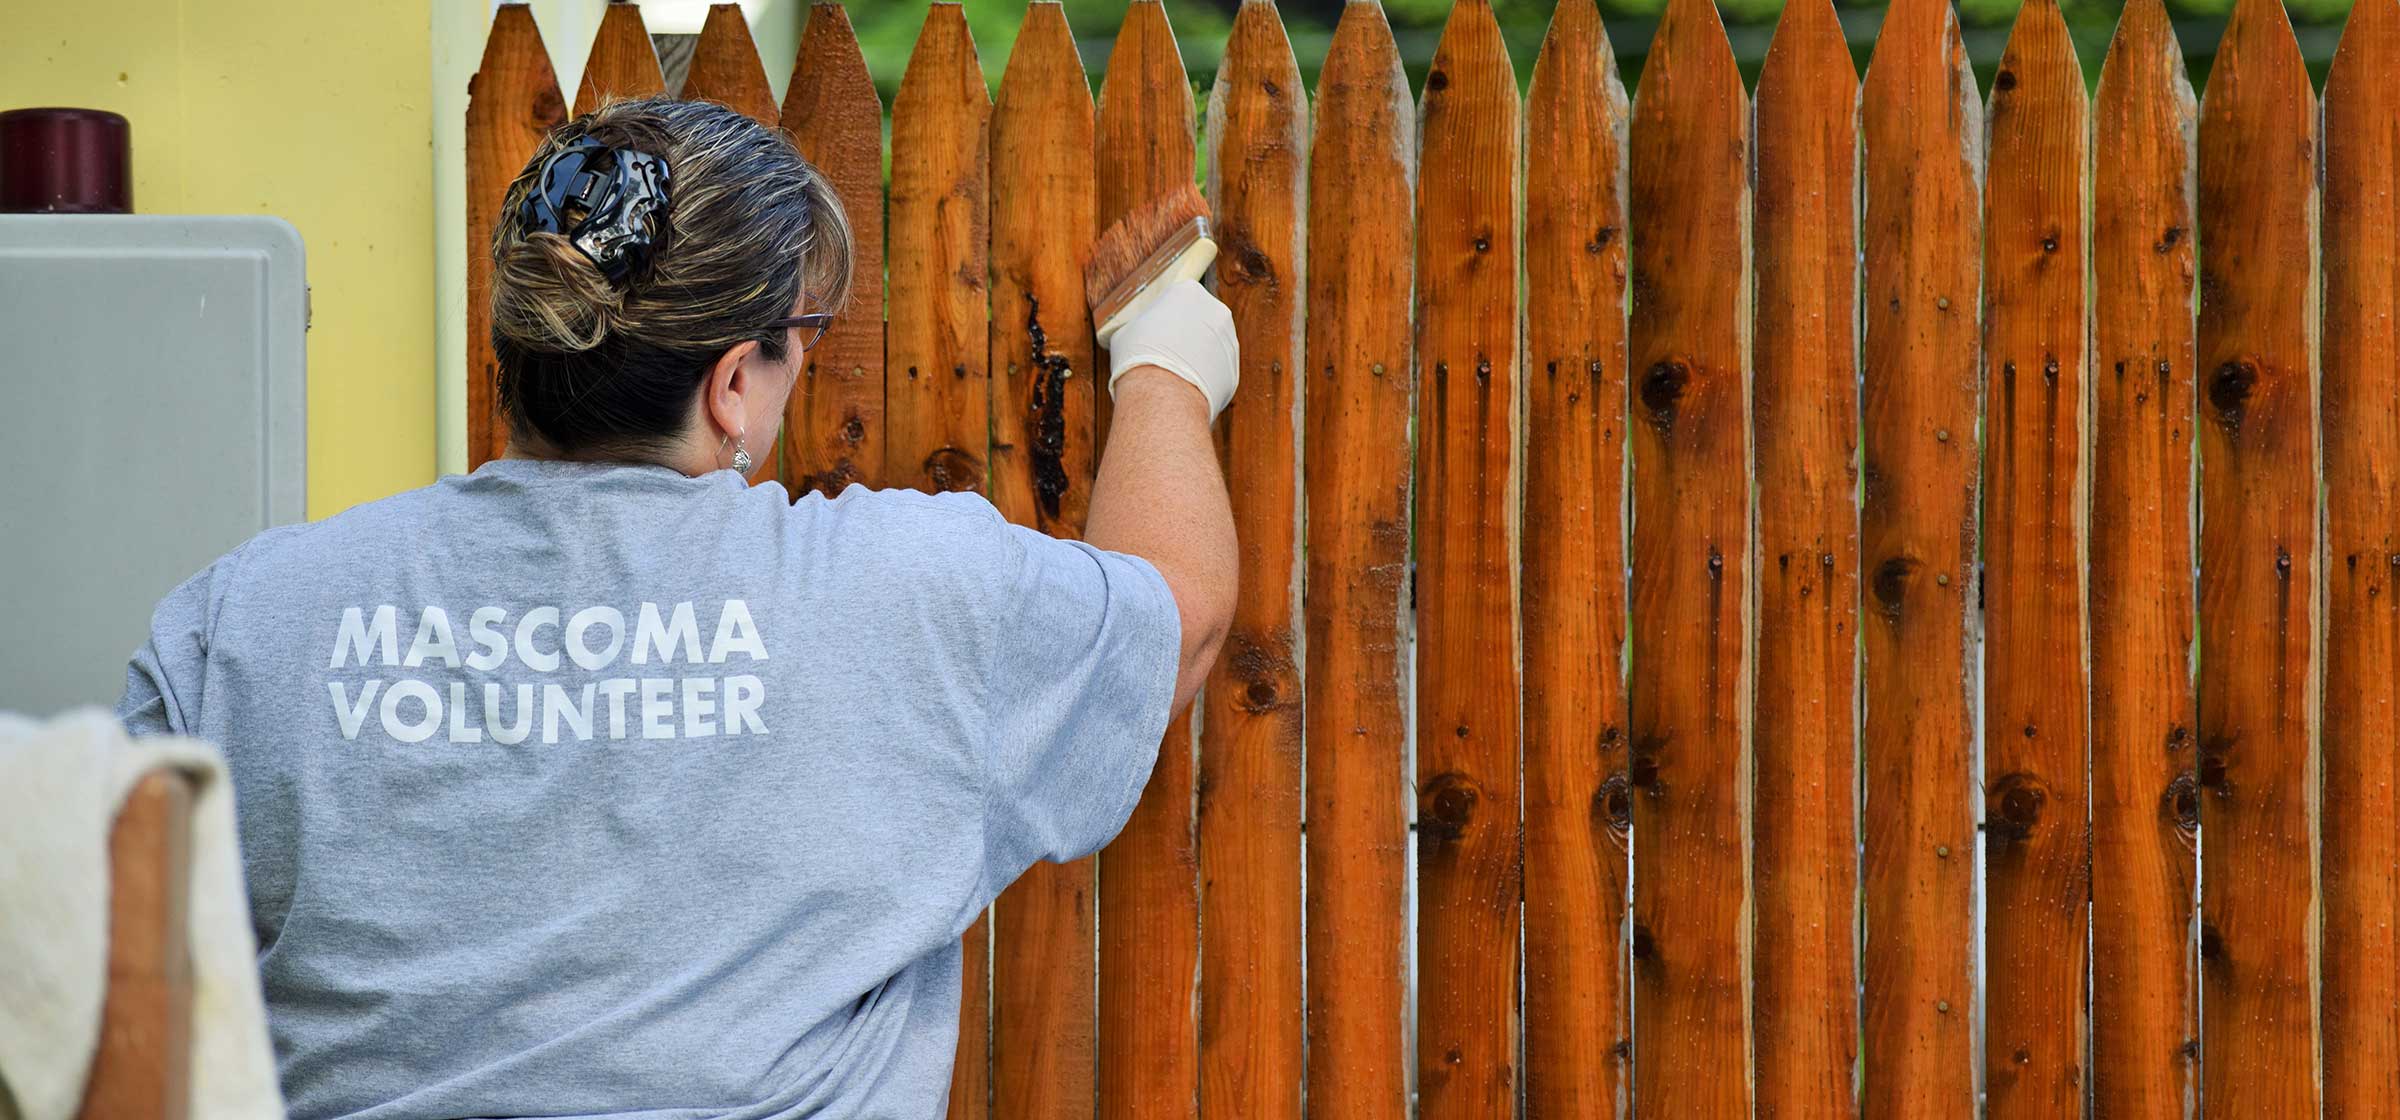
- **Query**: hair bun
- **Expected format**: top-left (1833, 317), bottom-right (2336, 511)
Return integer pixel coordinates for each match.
top-left (490, 228), bottom-right (625, 354)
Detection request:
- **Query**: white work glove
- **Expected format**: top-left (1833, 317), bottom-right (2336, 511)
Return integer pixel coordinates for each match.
top-left (1105, 279), bottom-right (1239, 420)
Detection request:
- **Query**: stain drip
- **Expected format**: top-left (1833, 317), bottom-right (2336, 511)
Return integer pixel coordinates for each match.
top-left (1024, 296), bottom-right (1074, 520)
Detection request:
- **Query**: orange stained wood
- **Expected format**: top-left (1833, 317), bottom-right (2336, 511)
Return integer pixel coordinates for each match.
top-left (1979, 1), bottom-right (2091, 1114)
top-left (780, 2), bottom-right (885, 498)
top-left (79, 772), bottom-right (194, 1120)
top-left (2089, 0), bottom-right (2201, 1111)
top-left (682, 4), bottom-right (777, 125)
top-left (884, 4), bottom-right (989, 497)
top-left (1749, 0), bottom-right (1858, 1111)
top-left (572, 3), bottom-right (665, 117)
top-left (1197, 3), bottom-right (1306, 1119)
top-left (1626, 0), bottom-right (1752, 1110)
top-left (2195, 0), bottom-right (2322, 1111)
top-left (1413, 2), bottom-right (1521, 1117)
top-left (1522, 0), bottom-right (1630, 1114)
top-left (1299, 5), bottom-right (1414, 1117)
top-left (1092, 4), bottom-right (1200, 1118)
top-left (2321, 0), bottom-right (2400, 1111)
top-left (1858, 0), bottom-right (1982, 1109)
top-left (463, 5), bottom-right (566, 469)
top-left (986, 5), bottom-right (1099, 1116)
top-left (681, 3), bottom-right (783, 485)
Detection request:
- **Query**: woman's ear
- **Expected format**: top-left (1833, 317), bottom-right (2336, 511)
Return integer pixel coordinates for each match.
top-left (703, 339), bottom-right (762, 440)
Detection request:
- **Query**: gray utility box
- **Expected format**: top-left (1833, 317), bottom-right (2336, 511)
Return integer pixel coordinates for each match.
top-left (0, 215), bottom-right (306, 716)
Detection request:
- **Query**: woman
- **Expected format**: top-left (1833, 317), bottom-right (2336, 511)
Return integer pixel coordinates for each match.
top-left (118, 97), bottom-right (1238, 1118)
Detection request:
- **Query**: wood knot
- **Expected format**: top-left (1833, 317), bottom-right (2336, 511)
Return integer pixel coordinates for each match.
top-left (1987, 772), bottom-right (2047, 849)
top-left (1419, 772), bottom-right (1480, 843)
top-left (1639, 359), bottom-right (1690, 431)
top-left (2208, 359), bottom-right (2258, 433)
top-left (1995, 69), bottom-right (2018, 91)
top-left (921, 447), bottom-right (981, 492)
top-left (1426, 69), bottom-right (1449, 92)
top-left (1595, 774), bottom-right (1632, 834)
top-left (2162, 773), bottom-right (2200, 833)
top-left (1871, 555), bottom-right (1918, 622)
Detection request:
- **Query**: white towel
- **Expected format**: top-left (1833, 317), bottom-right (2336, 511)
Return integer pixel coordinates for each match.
top-left (0, 708), bottom-right (282, 1120)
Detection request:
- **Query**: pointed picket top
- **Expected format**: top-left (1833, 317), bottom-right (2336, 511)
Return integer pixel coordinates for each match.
top-left (1523, 0), bottom-right (1632, 1115)
top-left (1095, 0), bottom-right (1196, 231)
top-left (464, 5), bottom-right (567, 468)
top-left (2096, 0), bottom-right (2194, 121)
top-left (2317, 0), bottom-right (2399, 1112)
top-left (1759, 0), bottom-right (1852, 96)
top-left (682, 3), bottom-right (777, 126)
top-left (1300, 5), bottom-right (1414, 1118)
top-left (1863, 0), bottom-right (1980, 145)
top-left (573, 2), bottom-right (666, 116)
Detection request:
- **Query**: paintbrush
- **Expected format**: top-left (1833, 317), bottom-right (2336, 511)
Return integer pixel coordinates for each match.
top-left (1085, 182), bottom-right (1218, 348)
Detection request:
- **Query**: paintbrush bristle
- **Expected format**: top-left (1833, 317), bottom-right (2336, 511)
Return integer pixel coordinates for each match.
top-left (1086, 183), bottom-right (1216, 346)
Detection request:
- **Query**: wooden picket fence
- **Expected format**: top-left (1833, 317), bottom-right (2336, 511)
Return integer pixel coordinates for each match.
top-left (462, 0), bottom-right (2400, 1114)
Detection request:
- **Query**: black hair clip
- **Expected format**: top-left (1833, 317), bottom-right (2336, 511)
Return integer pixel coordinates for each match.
top-left (518, 138), bottom-right (673, 285)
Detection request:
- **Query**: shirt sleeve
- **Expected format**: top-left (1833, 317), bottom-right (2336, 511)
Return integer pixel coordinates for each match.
top-left (980, 523), bottom-right (1182, 889)
top-left (116, 561), bottom-right (219, 738)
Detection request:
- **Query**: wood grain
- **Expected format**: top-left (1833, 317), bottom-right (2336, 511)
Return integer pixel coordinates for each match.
top-left (986, 5), bottom-right (1098, 1116)
top-left (1300, 6), bottom-right (1414, 1116)
top-left (1626, 0), bottom-right (1752, 1109)
top-left (2320, 1), bottom-right (2400, 1111)
top-left (884, 4), bottom-right (989, 496)
top-left (1858, 0), bottom-right (1982, 1109)
top-left (1522, 0), bottom-right (1630, 1114)
top-left (1749, 0), bottom-right (1858, 1111)
top-left (2195, 0), bottom-right (2322, 1110)
top-left (682, 4), bottom-right (776, 125)
top-left (572, 3), bottom-right (665, 117)
top-left (463, 5), bottom-right (565, 469)
top-left (1979, 2), bottom-right (2091, 1113)
top-left (1091, 5), bottom-right (1200, 1118)
top-left (1198, 4), bottom-right (1306, 1118)
top-left (2089, 0), bottom-right (2200, 1110)
top-left (79, 771), bottom-right (194, 1120)
top-left (780, 2), bottom-right (885, 497)
top-left (1413, 3), bottom-right (1521, 1116)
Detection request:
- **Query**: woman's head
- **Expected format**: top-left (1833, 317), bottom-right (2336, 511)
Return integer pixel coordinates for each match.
top-left (490, 96), bottom-right (852, 469)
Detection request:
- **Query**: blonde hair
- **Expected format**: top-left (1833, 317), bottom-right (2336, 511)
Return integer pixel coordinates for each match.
top-left (489, 96), bottom-right (853, 454)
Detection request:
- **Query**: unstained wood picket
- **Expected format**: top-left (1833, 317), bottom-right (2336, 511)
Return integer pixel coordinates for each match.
top-left (451, 2), bottom-right (2400, 1114)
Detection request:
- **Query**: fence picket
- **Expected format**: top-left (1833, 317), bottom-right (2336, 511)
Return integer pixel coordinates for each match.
top-left (1979, 2), bottom-right (2091, 1113)
top-left (1750, 0), bottom-right (1858, 1111)
top-left (985, 5), bottom-right (1098, 1115)
top-left (2319, 1), bottom-right (2400, 1109)
top-left (463, 5), bottom-right (565, 471)
top-left (1198, 5), bottom-right (1306, 1118)
top-left (1092, 5), bottom-right (1201, 1118)
top-left (1626, 0), bottom-right (1752, 1109)
top-left (683, 4), bottom-right (776, 125)
top-left (1300, 6), bottom-right (1414, 1116)
top-left (1522, 0), bottom-right (1630, 1114)
top-left (885, 5), bottom-right (989, 497)
top-left (572, 3), bottom-right (664, 116)
top-left (1413, 3), bottom-right (1522, 1116)
top-left (1859, 0), bottom-right (1982, 1109)
top-left (780, 3), bottom-right (885, 498)
top-left (2195, 0), bottom-right (2321, 1110)
top-left (2089, 0), bottom-right (2200, 1111)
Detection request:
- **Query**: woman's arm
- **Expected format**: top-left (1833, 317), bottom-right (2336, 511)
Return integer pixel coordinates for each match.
top-left (1083, 368), bottom-right (1237, 716)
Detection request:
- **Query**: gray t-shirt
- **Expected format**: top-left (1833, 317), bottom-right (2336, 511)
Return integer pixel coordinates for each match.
top-left (115, 458), bottom-right (1179, 1120)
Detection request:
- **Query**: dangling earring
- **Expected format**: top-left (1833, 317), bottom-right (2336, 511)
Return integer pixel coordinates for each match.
top-left (730, 434), bottom-right (753, 475)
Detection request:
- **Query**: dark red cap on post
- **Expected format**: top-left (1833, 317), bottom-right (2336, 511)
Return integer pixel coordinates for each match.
top-left (0, 108), bottom-right (133, 214)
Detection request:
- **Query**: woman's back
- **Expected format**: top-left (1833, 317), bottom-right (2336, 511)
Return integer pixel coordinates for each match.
top-left (119, 461), bottom-right (1178, 1118)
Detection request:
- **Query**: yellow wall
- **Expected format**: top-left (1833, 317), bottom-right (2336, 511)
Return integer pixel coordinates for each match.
top-left (0, 0), bottom-right (440, 519)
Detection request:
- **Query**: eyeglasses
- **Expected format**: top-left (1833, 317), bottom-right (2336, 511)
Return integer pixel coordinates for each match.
top-left (767, 312), bottom-right (837, 354)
